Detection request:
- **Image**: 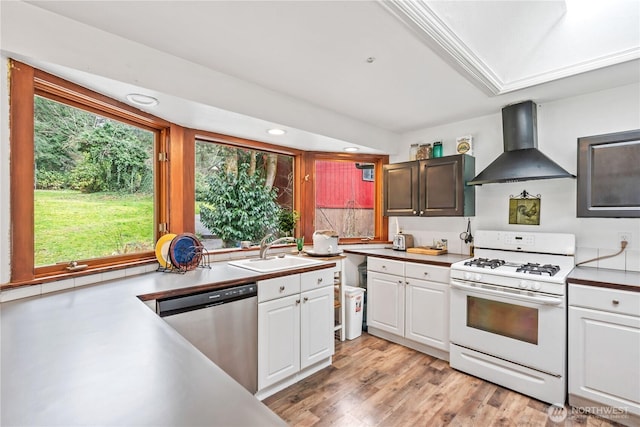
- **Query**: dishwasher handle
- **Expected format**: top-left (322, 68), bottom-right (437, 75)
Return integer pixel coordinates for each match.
top-left (157, 283), bottom-right (257, 317)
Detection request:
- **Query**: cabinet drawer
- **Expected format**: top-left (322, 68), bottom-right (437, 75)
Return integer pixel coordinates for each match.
top-left (405, 262), bottom-right (449, 283)
top-left (258, 275), bottom-right (301, 303)
top-left (569, 284), bottom-right (640, 317)
top-left (367, 257), bottom-right (404, 276)
top-left (301, 269), bottom-right (333, 292)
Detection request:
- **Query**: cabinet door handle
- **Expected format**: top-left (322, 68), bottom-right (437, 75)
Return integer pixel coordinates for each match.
top-left (423, 272), bottom-right (429, 276)
top-left (303, 297), bottom-right (309, 303)
top-left (279, 286), bottom-right (285, 292)
top-left (612, 299), bottom-right (620, 305)
top-left (398, 280), bottom-right (403, 284)
top-left (317, 277), bottom-right (323, 284)
top-left (296, 299), bottom-right (301, 305)
top-left (382, 265), bottom-right (387, 269)
top-left (412, 210), bottom-right (417, 215)
top-left (420, 210), bottom-right (424, 215)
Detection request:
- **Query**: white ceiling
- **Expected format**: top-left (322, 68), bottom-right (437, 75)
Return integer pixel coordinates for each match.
top-left (5, 0), bottom-right (640, 153)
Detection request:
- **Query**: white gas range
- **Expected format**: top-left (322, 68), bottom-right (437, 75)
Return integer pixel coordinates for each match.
top-left (449, 230), bottom-right (575, 406)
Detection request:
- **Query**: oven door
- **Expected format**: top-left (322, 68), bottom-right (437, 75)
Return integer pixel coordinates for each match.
top-left (450, 278), bottom-right (565, 375)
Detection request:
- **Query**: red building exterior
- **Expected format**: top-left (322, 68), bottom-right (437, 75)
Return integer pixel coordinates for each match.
top-left (315, 161), bottom-right (374, 209)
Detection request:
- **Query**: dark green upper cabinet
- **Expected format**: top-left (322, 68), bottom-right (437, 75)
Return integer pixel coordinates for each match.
top-left (383, 154), bottom-right (475, 217)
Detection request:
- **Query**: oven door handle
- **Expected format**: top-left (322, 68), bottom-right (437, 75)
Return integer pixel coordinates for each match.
top-left (450, 280), bottom-right (564, 306)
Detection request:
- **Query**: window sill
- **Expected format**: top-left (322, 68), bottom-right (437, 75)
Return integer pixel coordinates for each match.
top-left (2, 257), bottom-right (157, 291)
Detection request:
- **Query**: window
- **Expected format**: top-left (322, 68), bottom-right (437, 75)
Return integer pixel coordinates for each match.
top-left (302, 153), bottom-right (388, 243)
top-left (9, 60), bottom-right (169, 283)
top-left (7, 59), bottom-right (387, 286)
top-left (34, 96), bottom-right (156, 266)
top-left (194, 139), bottom-right (295, 248)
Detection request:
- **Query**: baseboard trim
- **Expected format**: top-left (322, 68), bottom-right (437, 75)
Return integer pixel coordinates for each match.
top-left (367, 327), bottom-right (449, 361)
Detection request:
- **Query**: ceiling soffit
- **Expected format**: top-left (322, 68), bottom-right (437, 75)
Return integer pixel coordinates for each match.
top-left (382, 0), bottom-right (640, 96)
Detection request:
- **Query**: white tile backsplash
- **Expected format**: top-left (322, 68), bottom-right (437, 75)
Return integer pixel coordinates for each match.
top-left (575, 246), bottom-right (635, 272)
top-left (2, 241), bottom-right (635, 304)
top-left (101, 269), bottom-right (126, 282)
top-left (575, 247), bottom-right (598, 267)
top-left (125, 265), bottom-right (149, 277)
top-left (146, 263), bottom-right (161, 273)
top-left (597, 248), bottom-right (626, 270)
top-left (74, 273), bottom-right (102, 288)
top-left (1, 263), bottom-right (159, 302)
top-left (44, 278), bottom-right (74, 293)
top-left (626, 250), bottom-right (640, 272)
top-left (1, 284), bottom-right (41, 302)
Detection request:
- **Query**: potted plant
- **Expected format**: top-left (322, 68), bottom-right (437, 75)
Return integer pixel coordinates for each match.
top-left (277, 208), bottom-right (300, 237)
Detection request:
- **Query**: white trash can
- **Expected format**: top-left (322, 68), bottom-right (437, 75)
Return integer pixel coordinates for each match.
top-left (344, 285), bottom-right (366, 340)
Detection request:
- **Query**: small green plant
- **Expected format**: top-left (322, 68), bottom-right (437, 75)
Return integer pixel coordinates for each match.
top-left (277, 208), bottom-right (300, 237)
top-left (199, 163), bottom-right (280, 246)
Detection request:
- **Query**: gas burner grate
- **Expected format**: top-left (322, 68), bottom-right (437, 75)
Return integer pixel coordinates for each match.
top-left (516, 263), bottom-right (560, 276)
top-left (464, 258), bottom-right (506, 269)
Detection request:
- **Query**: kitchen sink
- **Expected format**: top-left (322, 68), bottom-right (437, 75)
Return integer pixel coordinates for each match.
top-left (228, 255), bottom-right (324, 273)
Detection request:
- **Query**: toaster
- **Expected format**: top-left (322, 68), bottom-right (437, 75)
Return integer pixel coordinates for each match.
top-left (392, 233), bottom-right (414, 251)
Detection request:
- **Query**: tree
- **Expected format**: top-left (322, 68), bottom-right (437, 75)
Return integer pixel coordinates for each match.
top-left (34, 96), bottom-right (154, 193)
top-left (70, 121), bottom-right (153, 193)
top-left (199, 163), bottom-right (280, 245)
top-left (34, 96), bottom-right (93, 189)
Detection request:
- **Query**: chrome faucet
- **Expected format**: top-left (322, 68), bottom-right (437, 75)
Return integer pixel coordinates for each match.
top-left (259, 233), bottom-right (296, 259)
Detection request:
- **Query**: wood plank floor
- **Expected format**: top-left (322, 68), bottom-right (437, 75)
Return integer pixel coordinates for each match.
top-left (263, 333), bottom-right (621, 427)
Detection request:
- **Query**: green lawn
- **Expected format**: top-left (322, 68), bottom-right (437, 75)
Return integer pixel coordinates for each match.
top-left (35, 190), bottom-right (154, 266)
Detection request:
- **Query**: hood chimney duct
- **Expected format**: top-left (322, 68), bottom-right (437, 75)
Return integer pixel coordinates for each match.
top-left (468, 101), bottom-right (575, 185)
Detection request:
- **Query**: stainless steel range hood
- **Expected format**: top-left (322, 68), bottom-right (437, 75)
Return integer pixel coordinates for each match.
top-left (468, 101), bottom-right (575, 185)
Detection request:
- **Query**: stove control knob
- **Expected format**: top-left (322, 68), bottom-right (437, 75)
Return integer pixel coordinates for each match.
top-left (474, 273), bottom-right (482, 281)
top-left (532, 281), bottom-right (541, 291)
top-left (519, 280), bottom-right (528, 289)
top-left (464, 272), bottom-right (472, 280)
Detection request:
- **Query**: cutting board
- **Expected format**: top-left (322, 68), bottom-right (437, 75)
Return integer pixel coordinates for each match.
top-left (407, 247), bottom-right (448, 256)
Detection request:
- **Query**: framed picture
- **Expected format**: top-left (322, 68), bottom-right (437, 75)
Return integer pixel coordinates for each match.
top-left (509, 193), bottom-right (541, 225)
top-left (456, 135), bottom-right (473, 155)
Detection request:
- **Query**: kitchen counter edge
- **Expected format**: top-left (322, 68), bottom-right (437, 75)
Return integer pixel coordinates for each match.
top-left (0, 259), bottom-right (339, 427)
top-left (568, 266), bottom-right (640, 292)
top-left (343, 247), bottom-right (470, 267)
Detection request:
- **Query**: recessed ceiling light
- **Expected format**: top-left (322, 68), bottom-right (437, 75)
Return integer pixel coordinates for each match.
top-left (344, 147), bottom-right (359, 152)
top-left (267, 128), bottom-right (286, 136)
top-left (126, 93), bottom-right (159, 107)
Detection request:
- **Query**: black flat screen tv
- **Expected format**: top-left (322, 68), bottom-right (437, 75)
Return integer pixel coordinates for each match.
top-left (577, 129), bottom-right (640, 218)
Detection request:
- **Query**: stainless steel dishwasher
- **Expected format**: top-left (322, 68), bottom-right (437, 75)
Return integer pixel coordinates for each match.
top-left (157, 283), bottom-right (258, 393)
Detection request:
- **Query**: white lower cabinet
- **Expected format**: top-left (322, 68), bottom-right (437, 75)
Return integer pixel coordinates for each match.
top-left (257, 269), bottom-right (334, 398)
top-left (568, 283), bottom-right (640, 427)
top-left (367, 257), bottom-right (449, 359)
top-left (258, 293), bottom-right (300, 387)
top-left (367, 270), bottom-right (405, 336)
top-left (405, 278), bottom-right (449, 350)
top-left (300, 285), bottom-right (334, 368)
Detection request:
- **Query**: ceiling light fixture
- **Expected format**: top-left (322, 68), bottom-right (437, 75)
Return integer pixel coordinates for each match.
top-left (344, 147), bottom-right (359, 152)
top-left (267, 128), bottom-right (286, 136)
top-left (126, 93), bottom-right (159, 107)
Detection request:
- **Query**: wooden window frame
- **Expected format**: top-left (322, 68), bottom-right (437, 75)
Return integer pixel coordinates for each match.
top-left (9, 60), bottom-right (171, 285)
top-left (301, 152), bottom-right (389, 244)
top-left (7, 60), bottom-right (388, 287)
top-left (192, 130), bottom-right (303, 238)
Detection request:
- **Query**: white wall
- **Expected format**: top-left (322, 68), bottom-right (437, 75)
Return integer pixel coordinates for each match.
top-left (0, 1), bottom-right (396, 153)
top-left (0, 56), bottom-right (9, 284)
top-left (393, 83), bottom-right (640, 271)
